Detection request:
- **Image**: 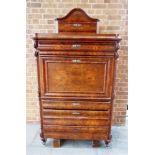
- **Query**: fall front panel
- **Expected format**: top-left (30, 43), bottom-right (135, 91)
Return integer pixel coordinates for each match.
top-left (39, 56), bottom-right (114, 100)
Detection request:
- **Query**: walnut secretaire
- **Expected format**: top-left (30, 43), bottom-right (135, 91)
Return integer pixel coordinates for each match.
top-left (33, 8), bottom-right (121, 148)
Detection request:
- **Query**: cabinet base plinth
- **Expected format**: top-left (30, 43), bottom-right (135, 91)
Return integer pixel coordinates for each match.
top-left (92, 140), bottom-right (100, 147)
top-left (53, 139), bottom-right (61, 148)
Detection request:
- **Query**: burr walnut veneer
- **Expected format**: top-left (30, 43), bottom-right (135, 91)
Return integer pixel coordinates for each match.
top-left (33, 8), bottom-right (121, 148)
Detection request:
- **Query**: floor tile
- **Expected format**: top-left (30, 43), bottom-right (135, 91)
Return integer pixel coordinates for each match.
top-left (51, 148), bottom-right (98, 155)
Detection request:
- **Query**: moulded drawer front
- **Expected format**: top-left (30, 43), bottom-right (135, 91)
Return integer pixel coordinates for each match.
top-left (38, 43), bottom-right (115, 51)
top-left (43, 118), bottom-right (110, 126)
top-left (42, 100), bottom-right (111, 110)
top-left (42, 109), bottom-right (110, 119)
top-left (44, 131), bottom-right (108, 140)
top-left (43, 125), bottom-right (109, 133)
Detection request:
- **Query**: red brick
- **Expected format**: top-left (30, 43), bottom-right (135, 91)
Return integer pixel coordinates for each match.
top-left (107, 26), bottom-right (120, 30)
top-left (30, 3), bottom-right (41, 8)
top-left (108, 3), bottom-right (122, 8)
top-left (104, 0), bottom-right (111, 3)
top-left (47, 20), bottom-right (54, 24)
top-left (108, 15), bottom-right (121, 20)
top-left (77, 4), bottom-right (91, 8)
top-left (92, 4), bottom-right (107, 9)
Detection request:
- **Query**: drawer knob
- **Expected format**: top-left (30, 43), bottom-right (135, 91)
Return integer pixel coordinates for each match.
top-left (73, 23), bottom-right (81, 27)
top-left (72, 103), bottom-right (80, 106)
top-left (72, 44), bottom-right (81, 48)
top-left (72, 112), bottom-right (80, 115)
top-left (72, 59), bottom-right (81, 63)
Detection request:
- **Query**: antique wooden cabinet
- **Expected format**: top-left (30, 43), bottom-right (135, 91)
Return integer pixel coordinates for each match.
top-left (33, 8), bottom-right (121, 148)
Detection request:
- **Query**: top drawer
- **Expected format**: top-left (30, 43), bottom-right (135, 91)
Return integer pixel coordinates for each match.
top-left (58, 22), bottom-right (97, 34)
top-left (38, 43), bottom-right (115, 52)
top-left (56, 8), bottom-right (99, 34)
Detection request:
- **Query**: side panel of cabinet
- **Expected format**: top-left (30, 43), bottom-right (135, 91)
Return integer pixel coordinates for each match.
top-left (38, 56), bottom-right (115, 100)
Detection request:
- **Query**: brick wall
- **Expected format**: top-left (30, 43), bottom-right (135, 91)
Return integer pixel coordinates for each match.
top-left (26, 0), bottom-right (128, 125)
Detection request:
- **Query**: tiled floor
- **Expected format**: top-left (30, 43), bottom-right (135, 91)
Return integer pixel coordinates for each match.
top-left (26, 122), bottom-right (128, 155)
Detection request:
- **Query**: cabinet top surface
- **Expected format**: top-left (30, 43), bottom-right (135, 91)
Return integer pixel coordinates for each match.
top-left (33, 33), bottom-right (121, 42)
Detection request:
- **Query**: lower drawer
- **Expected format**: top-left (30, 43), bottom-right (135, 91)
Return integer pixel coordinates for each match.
top-left (43, 125), bottom-right (109, 133)
top-left (44, 131), bottom-right (108, 140)
top-left (43, 118), bottom-right (110, 126)
top-left (42, 100), bottom-right (111, 110)
top-left (42, 109), bottom-right (110, 119)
